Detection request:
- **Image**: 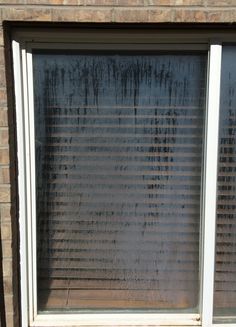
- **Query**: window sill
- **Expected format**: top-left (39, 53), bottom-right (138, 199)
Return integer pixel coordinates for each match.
top-left (30, 313), bottom-right (200, 327)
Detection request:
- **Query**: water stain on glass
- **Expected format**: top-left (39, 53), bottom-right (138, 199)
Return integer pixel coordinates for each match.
top-left (33, 52), bottom-right (206, 312)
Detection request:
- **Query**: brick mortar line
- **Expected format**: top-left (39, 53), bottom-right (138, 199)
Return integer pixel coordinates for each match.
top-left (0, 4), bottom-right (233, 8)
top-left (1, 5), bottom-right (235, 10)
top-left (0, 5), bottom-right (236, 12)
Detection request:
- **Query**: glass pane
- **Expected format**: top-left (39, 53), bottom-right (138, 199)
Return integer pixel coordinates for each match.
top-left (33, 52), bottom-right (207, 312)
top-left (214, 46), bottom-right (236, 320)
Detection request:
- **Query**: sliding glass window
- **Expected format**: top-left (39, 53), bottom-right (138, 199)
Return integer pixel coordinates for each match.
top-left (33, 52), bottom-right (207, 312)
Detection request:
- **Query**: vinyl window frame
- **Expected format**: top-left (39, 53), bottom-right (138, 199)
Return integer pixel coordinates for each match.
top-left (11, 28), bottom-right (234, 327)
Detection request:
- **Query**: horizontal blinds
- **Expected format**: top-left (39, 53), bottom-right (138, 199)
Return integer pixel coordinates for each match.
top-left (33, 52), bottom-right (206, 311)
top-left (214, 46), bottom-right (236, 316)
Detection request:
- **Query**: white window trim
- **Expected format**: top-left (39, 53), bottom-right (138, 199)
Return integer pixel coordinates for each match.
top-left (12, 29), bottom-right (228, 327)
top-left (201, 43), bottom-right (222, 327)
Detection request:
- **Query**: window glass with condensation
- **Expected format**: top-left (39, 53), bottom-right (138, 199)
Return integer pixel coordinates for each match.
top-left (33, 51), bottom-right (207, 312)
top-left (214, 45), bottom-right (236, 322)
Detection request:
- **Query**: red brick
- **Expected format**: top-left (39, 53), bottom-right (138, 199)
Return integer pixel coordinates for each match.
top-left (1, 223), bottom-right (11, 240)
top-left (1, 241), bottom-right (12, 258)
top-left (4, 295), bottom-right (14, 311)
top-left (207, 10), bottom-right (232, 22)
top-left (117, 0), bottom-right (145, 5)
top-left (207, 0), bottom-right (235, 5)
top-left (194, 10), bottom-right (207, 21)
top-left (84, 0), bottom-right (116, 4)
top-left (52, 8), bottom-right (76, 20)
top-left (0, 71), bottom-right (6, 88)
top-left (150, 0), bottom-right (203, 5)
top-left (76, 9), bottom-right (113, 21)
top-left (115, 9), bottom-right (149, 22)
top-left (64, 0), bottom-right (81, 4)
top-left (0, 0), bottom-right (26, 3)
top-left (174, 9), bottom-right (207, 22)
top-left (149, 9), bottom-right (173, 21)
top-left (2, 8), bottom-right (26, 20)
top-left (231, 10), bottom-right (236, 21)
top-left (0, 31), bottom-right (3, 47)
top-left (0, 48), bottom-right (5, 66)
top-left (3, 277), bottom-right (13, 294)
top-left (84, 0), bottom-right (146, 4)
top-left (0, 89), bottom-right (7, 106)
top-left (1, 204), bottom-right (11, 221)
top-left (176, 0), bottom-right (203, 3)
top-left (0, 166), bottom-right (10, 183)
top-left (26, 0), bottom-right (63, 4)
top-left (0, 130), bottom-right (9, 146)
top-left (0, 109), bottom-right (8, 127)
top-left (0, 185), bottom-right (11, 202)
top-left (2, 259), bottom-right (12, 277)
top-left (5, 313), bottom-right (14, 327)
top-left (24, 8), bottom-right (52, 20)
top-left (3, 8), bottom-right (52, 21)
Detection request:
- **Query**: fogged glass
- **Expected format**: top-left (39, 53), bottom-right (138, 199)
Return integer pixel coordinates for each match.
top-left (33, 52), bottom-right (207, 312)
top-left (214, 46), bottom-right (236, 320)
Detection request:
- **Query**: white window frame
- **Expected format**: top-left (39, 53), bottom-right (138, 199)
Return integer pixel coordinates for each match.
top-left (12, 28), bottom-right (236, 327)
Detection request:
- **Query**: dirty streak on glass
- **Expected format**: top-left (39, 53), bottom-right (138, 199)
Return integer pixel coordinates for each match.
top-left (214, 46), bottom-right (236, 320)
top-left (33, 51), bottom-right (206, 312)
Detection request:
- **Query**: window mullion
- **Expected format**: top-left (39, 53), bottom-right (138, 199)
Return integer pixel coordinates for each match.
top-left (201, 42), bottom-right (222, 327)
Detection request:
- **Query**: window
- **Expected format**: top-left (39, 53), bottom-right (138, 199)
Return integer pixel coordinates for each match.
top-left (214, 45), bottom-right (236, 322)
top-left (11, 28), bottom-right (236, 327)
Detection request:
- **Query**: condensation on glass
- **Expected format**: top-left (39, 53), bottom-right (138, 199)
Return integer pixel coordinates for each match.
top-left (214, 46), bottom-right (236, 320)
top-left (33, 51), bottom-right (207, 312)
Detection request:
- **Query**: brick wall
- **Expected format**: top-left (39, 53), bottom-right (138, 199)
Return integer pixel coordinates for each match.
top-left (1, 1), bottom-right (236, 22)
top-left (0, 1), bottom-right (236, 327)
